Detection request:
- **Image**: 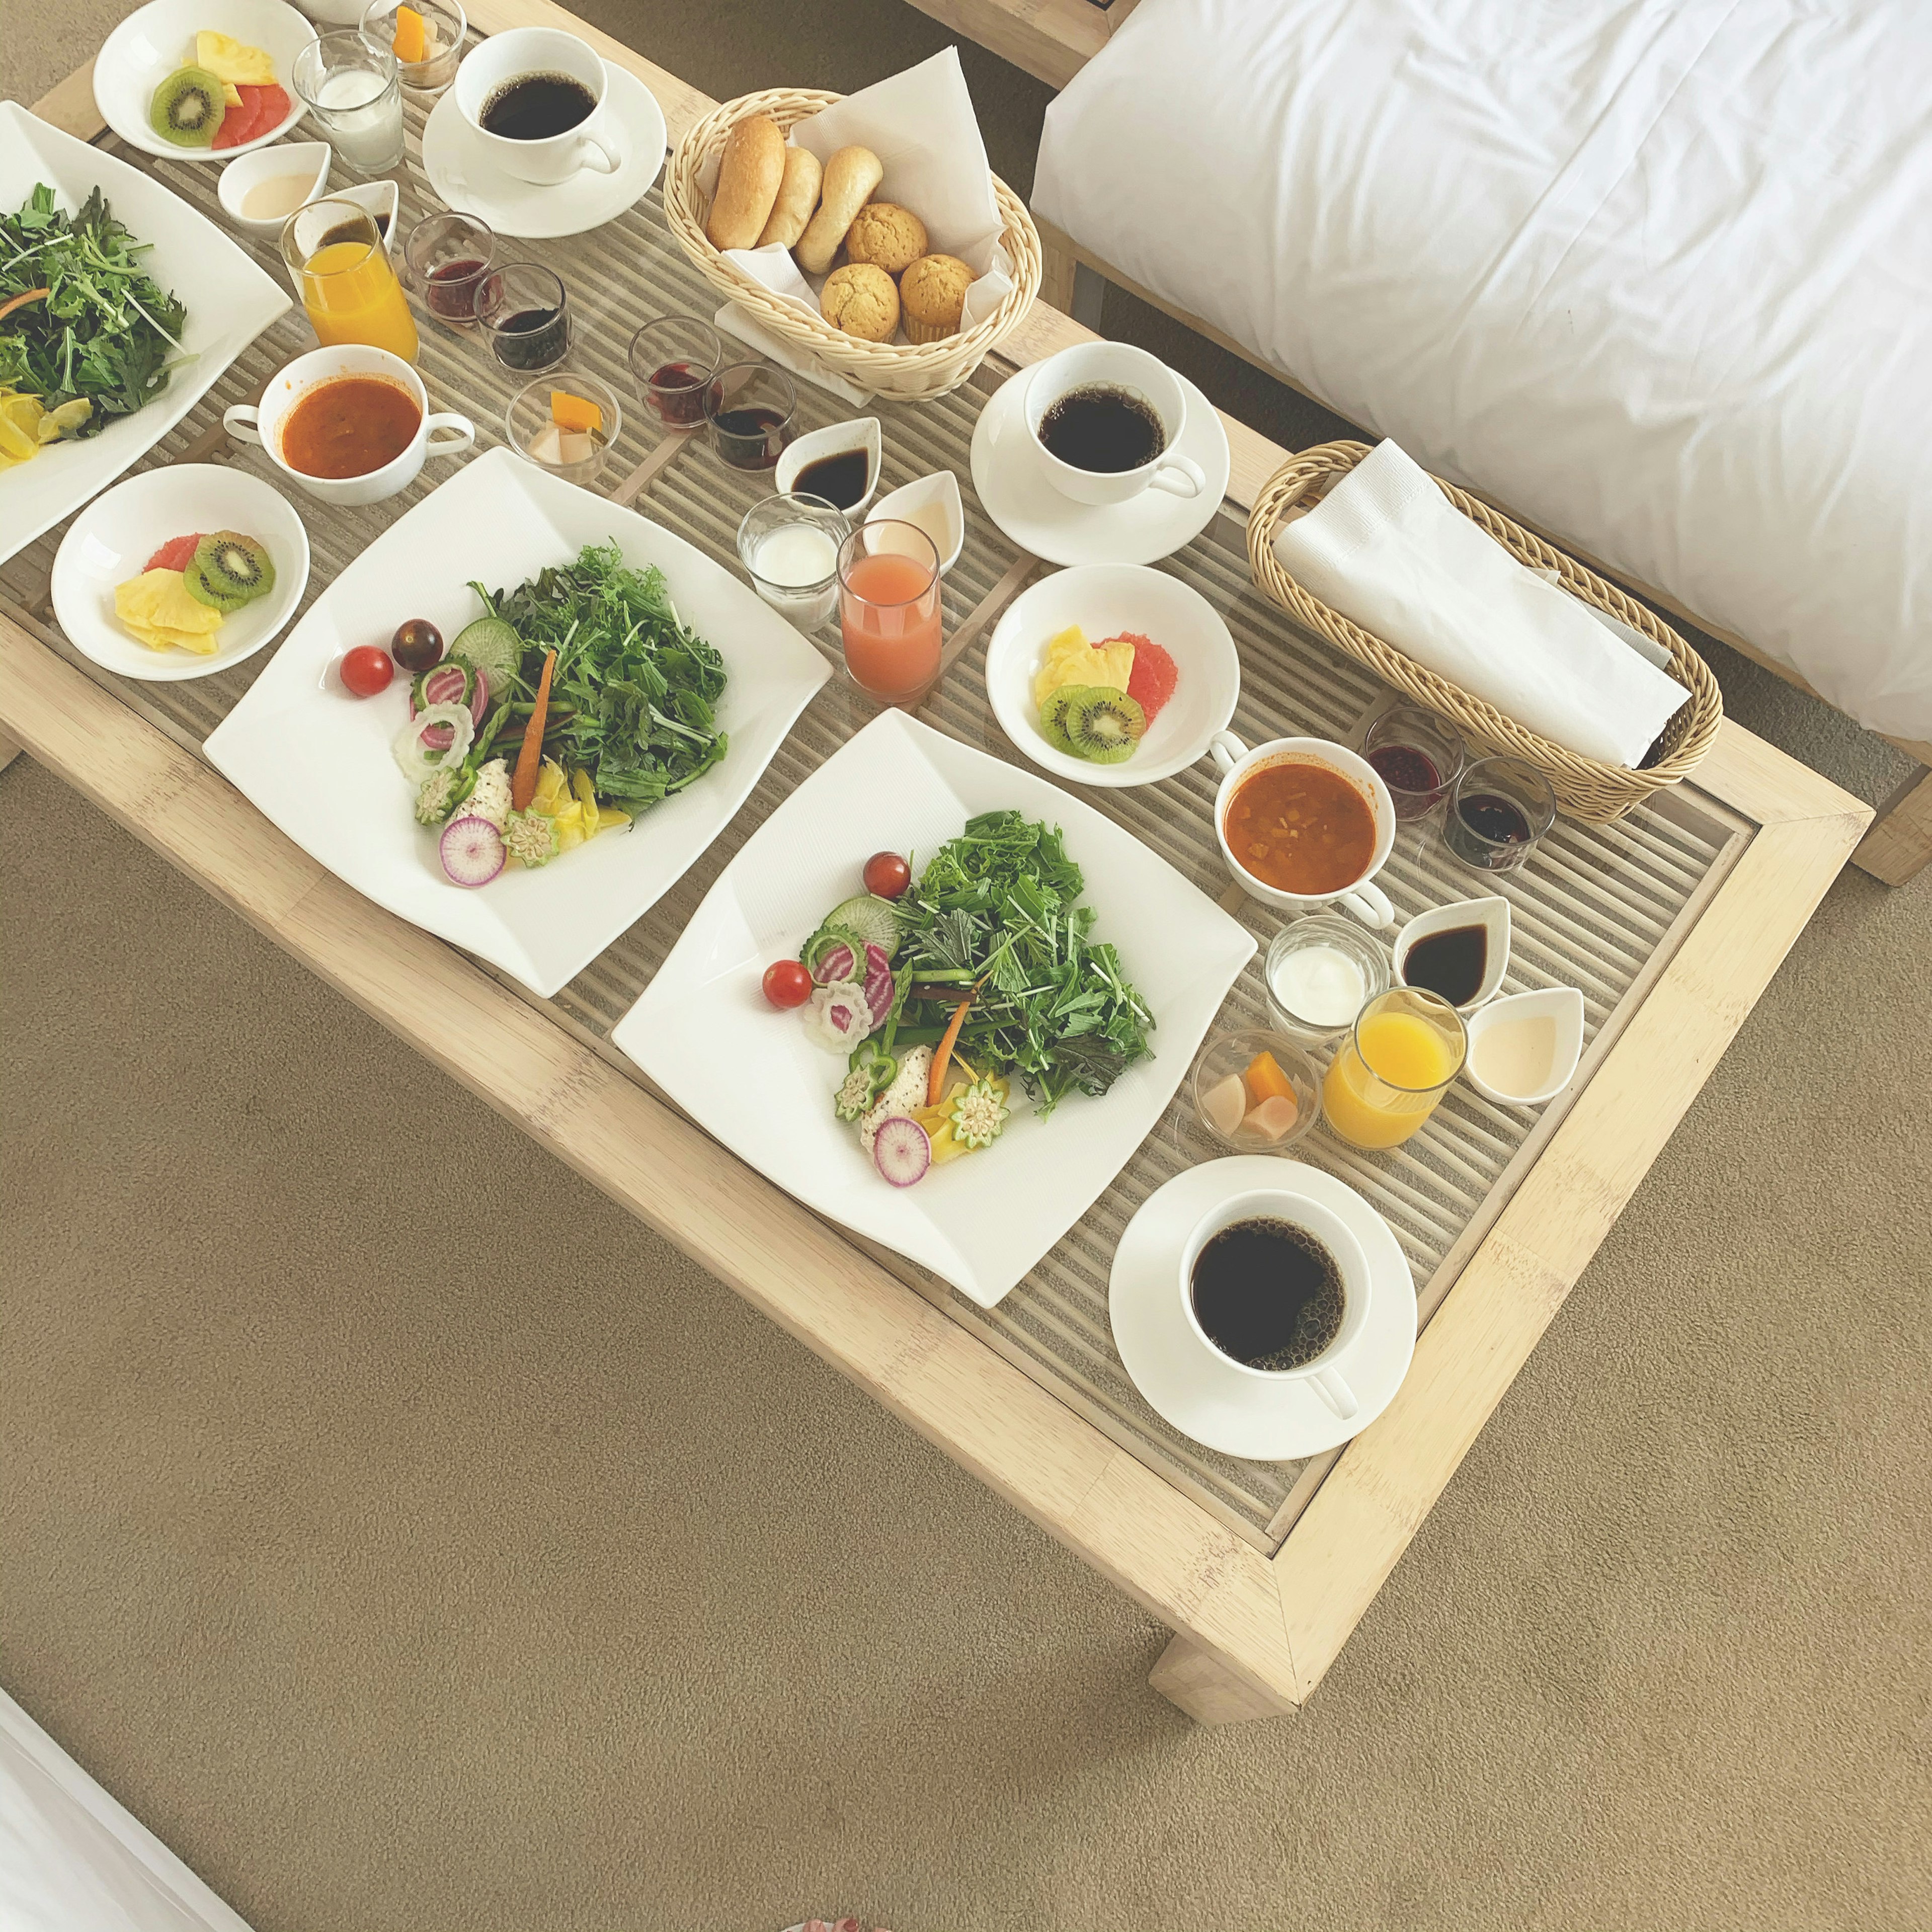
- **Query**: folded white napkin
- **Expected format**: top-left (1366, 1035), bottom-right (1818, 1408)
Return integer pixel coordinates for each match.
top-left (1271, 440), bottom-right (1689, 768)
top-left (703, 48), bottom-right (1013, 387)
top-left (713, 296), bottom-right (877, 407)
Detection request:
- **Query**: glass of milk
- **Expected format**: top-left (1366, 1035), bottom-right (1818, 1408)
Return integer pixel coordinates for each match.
top-left (293, 33), bottom-right (405, 177)
top-left (737, 493), bottom-right (850, 630)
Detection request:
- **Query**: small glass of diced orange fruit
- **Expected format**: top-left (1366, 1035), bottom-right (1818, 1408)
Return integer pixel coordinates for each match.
top-left (1190, 1028), bottom-right (1322, 1153)
top-left (506, 374), bottom-right (622, 488)
top-left (361, 0), bottom-right (465, 93)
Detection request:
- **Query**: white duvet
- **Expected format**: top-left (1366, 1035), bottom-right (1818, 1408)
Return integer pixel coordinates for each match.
top-left (1034, 0), bottom-right (1932, 744)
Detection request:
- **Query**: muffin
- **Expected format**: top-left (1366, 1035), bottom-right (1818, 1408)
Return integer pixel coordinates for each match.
top-left (899, 253), bottom-right (972, 344)
top-left (843, 202), bottom-right (929, 276)
top-left (820, 262), bottom-right (901, 342)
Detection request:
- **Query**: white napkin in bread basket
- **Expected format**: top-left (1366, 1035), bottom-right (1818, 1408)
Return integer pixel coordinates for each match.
top-left (1271, 439), bottom-right (1690, 768)
top-left (706, 48), bottom-right (1015, 396)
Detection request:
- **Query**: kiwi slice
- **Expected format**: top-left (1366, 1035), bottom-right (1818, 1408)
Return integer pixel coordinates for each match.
top-left (1037, 684), bottom-right (1084, 754)
top-left (1063, 685), bottom-right (1147, 764)
top-left (186, 530), bottom-right (274, 609)
top-left (149, 67), bottom-right (227, 147)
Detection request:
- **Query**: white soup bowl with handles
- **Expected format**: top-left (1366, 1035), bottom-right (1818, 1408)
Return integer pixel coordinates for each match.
top-left (1210, 731), bottom-right (1397, 928)
top-left (223, 345), bottom-right (475, 507)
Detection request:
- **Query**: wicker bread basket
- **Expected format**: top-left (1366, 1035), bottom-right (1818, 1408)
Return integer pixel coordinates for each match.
top-left (1247, 443), bottom-right (1723, 824)
top-left (664, 88), bottom-right (1042, 402)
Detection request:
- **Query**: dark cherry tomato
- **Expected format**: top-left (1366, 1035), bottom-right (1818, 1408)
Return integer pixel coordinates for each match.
top-left (862, 850), bottom-right (911, 900)
top-left (390, 618), bottom-right (445, 674)
top-left (340, 645), bottom-right (394, 697)
top-left (762, 959), bottom-right (813, 1009)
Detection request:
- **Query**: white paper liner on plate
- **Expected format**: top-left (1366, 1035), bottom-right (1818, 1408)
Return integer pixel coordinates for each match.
top-left (699, 48), bottom-right (1015, 395)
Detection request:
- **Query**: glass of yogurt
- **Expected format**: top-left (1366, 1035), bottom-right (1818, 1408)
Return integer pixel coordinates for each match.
top-left (1264, 914), bottom-right (1391, 1047)
top-left (737, 493), bottom-right (850, 630)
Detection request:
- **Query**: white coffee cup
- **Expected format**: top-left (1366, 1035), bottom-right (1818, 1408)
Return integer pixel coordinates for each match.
top-left (1023, 341), bottom-right (1208, 506)
top-left (223, 346), bottom-right (475, 508)
top-left (453, 27), bottom-right (622, 186)
top-left (1180, 1188), bottom-right (1370, 1419)
top-left (1210, 731), bottom-right (1397, 929)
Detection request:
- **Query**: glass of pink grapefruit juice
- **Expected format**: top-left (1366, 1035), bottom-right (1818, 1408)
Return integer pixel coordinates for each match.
top-left (838, 522), bottom-right (942, 704)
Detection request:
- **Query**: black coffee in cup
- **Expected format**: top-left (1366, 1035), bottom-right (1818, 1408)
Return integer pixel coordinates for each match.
top-left (481, 72), bottom-right (597, 140)
top-left (1191, 1218), bottom-right (1344, 1371)
top-left (1037, 383), bottom-right (1166, 473)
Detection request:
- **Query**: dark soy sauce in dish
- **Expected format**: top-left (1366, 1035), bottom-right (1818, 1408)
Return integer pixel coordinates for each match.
top-left (1190, 1218), bottom-right (1345, 1372)
top-left (481, 72), bottom-right (596, 140)
top-left (1402, 924), bottom-right (1488, 1007)
top-left (1037, 383), bottom-right (1165, 472)
top-left (793, 449), bottom-right (870, 509)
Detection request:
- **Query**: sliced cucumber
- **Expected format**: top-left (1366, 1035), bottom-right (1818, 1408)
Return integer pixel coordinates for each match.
top-left (823, 893), bottom-right (903, 961)
top-left (450, 616), bottom-right (523, 689)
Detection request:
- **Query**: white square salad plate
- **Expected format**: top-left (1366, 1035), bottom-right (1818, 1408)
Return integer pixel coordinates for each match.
top-left (205, 447), bottom-right (834, 997)
top-left (610, 708), bottom-right (1257, 1308)
top-left (0, 103), bottom-right (291, 567)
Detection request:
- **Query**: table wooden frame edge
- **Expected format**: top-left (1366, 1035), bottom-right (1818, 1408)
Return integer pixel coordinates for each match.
top-left (11, 49), bottom-right (1871, 1726)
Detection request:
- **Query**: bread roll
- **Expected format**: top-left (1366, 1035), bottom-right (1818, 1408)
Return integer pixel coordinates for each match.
top-left (755, 144), bottom-right (823, 250)
top-left (795, 144), bottom-right (884, 276)
top-left (706, 114), bottom-right (785, 252)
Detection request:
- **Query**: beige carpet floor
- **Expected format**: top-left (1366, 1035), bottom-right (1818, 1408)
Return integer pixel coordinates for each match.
top-left (5, 6), bottom-right (1931, 1929)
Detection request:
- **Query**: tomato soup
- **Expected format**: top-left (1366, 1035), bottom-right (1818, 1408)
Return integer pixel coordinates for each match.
top-left (1224, 758), bottom-right (1378, 895)
top-left (280, 375), bottom-right (420, 480)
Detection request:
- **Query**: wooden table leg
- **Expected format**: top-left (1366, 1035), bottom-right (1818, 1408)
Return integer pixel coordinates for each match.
top-left (1852, 764), bottom-right (1932, 886)
top-left (1149, 1631), bottom-right (1299, 1725)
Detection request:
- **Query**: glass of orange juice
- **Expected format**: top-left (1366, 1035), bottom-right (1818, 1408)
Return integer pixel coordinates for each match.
top-left (838, 521), bottom-right (942, 705)
top-left (280, 200), bottom-right (420, 365)
top-left (1322, 986), bottom-right (1467, 1150)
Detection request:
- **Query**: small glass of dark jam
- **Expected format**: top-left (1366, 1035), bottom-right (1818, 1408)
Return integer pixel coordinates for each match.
top-left (703, 361), bottom-right (797, 470)
top-left (477, 263), bottom-right (572, 372)
top-left (1443, 755), bottom-right (1557, 872)
top-left (403, 212), bottom-right (496, 327)
top-left (627, 315), bottom-right (724, 430)
top-left (1362, 702), bottom-right (1467, 821)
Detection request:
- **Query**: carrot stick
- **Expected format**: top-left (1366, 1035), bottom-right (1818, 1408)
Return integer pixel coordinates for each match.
top-left (928, 988), bottom-right (975, 1105)
top-left (511, 649), bottom-right (556, 812)
top-left (0, 288), bottom-right (48, 327)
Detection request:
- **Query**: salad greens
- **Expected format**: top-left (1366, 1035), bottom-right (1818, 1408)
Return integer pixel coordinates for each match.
top-left (470, 540), bottom-right (729, 813)
top-left (0, 184), bottom-right (190, 433)
top-left (881, 810), bottom-right (1154, 1117)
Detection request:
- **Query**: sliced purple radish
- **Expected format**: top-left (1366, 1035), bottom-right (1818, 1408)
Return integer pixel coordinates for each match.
top-left (862, 943), bottom-right (894, 1024)
top-left (811, 939), bottom-right (856, 986)
top-left (439, 815), bottom-right (505, 887)
top-left (467, 665), bottom-right (489, 722)
top-left (870, 1115), bottom-right (931, 1187)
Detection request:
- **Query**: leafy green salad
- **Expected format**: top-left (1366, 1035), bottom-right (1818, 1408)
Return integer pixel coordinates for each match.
top-left (379, 540), bottom-right (730, 890)
top-left (0, 184), bottom-right (189, 456)
top-left (761, 813), bottom-right (1155, 1189)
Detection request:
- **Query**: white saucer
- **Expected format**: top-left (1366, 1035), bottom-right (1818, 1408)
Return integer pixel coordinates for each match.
top-left (970, 362), bottom-right (1232, 568)
top-left (420, 62), bottom-right (667, 240)
top-left (1109, 1157), bottom-right (1416, 1461)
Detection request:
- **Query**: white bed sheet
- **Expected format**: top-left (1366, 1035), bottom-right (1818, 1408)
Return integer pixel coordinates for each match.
top-left (1034, 0), bottom-right (1932, 744)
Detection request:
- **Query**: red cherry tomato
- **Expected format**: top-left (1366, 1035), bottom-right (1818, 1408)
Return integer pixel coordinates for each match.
top-left (862, 850), bottom-right (911, 900)
top-left (341, 645), bottom-right (394, 697)
top-left (762, 959), bottom-right (813, 1009)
